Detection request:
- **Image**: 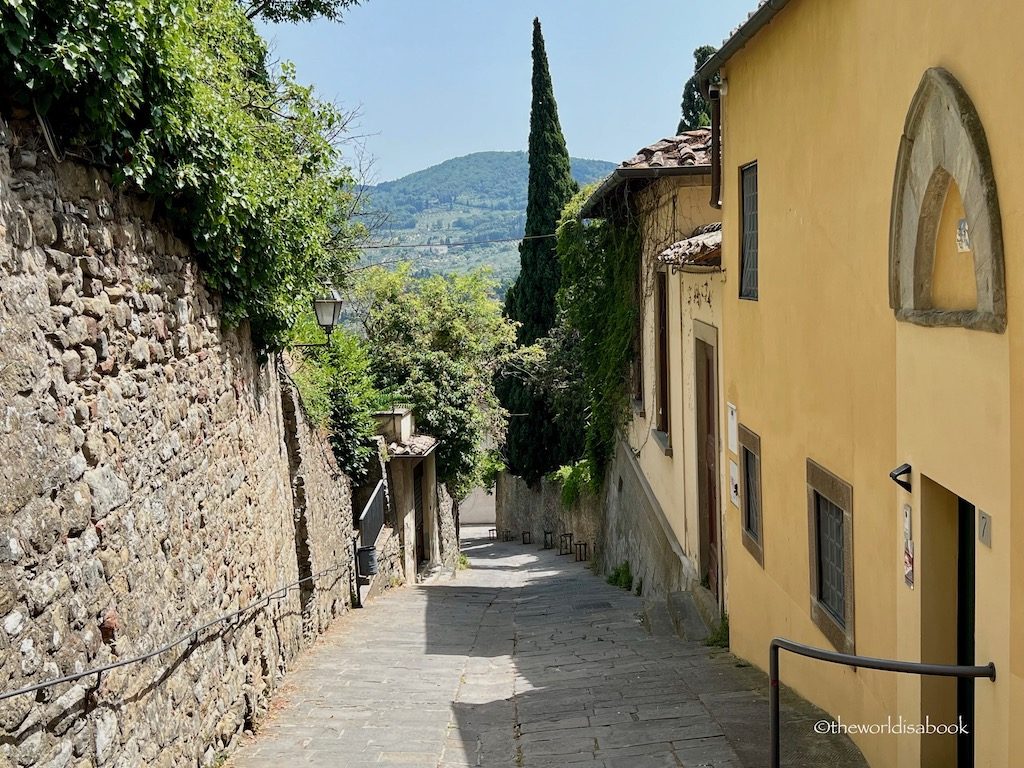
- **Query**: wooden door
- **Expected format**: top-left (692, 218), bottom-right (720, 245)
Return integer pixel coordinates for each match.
top-left (413, 463), bottom-right (425, 565)
top-left (695, 334), bottom-right (720, 602)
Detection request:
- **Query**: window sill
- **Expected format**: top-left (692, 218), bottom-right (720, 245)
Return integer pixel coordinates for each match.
top-left (809, 599), bottom-right (855, 655)
top-left (651, 429), bottom-right (673, 457)
top-left (741, 528), bottom-right (764, 567)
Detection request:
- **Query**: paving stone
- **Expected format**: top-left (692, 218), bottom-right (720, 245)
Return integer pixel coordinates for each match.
top-left (226, 525), bottom-right (866, 768)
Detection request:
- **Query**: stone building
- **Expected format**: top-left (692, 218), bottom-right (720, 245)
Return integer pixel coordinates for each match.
top-left (374, 407), bottom-right (458, 579)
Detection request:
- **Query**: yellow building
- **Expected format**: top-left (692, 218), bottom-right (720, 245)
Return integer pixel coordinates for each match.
top-left (583, 133), bottom-right (726, 619)
top-left (698, 1), bottom-right (1021, 765)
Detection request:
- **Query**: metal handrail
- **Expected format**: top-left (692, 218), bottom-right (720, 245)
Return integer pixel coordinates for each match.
top-left (0, 560), bottom-right (350, 704)
top-left (769, 636), bottom-right (996, 768)
top-left (358, 478), bottom-right (386, 548)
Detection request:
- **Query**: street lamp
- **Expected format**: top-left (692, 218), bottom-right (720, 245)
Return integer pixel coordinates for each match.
top-left (295, 286), bottom-right (345, 347)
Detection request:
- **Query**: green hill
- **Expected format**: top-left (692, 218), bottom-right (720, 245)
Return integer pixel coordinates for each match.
top-left (362, 152), bottom-right (615, 292)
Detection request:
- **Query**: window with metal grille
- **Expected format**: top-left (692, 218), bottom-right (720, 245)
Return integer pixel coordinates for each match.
top-left (655, 271), bottom-right (669, 434)
top-left (806, 459), bottom-right (854, 653)
top-left (740, 163), bottom-right (758, 300)
top-left (743, 446), bottom-right (760, 541)
top-left (815, 492), bottom-right (846, 625)
top-left (738, 425), bottom-right (763, 566)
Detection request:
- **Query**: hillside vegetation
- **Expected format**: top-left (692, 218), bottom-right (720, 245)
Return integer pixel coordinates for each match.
top-left (364, 151), bottom-right (615, 291)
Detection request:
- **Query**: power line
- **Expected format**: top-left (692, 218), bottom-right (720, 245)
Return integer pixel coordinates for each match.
top-left (360, 233), bottom-right (556, 250)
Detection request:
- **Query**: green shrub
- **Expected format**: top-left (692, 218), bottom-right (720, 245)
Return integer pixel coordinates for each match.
top-left (705, 613), bottom-right (730, 648)
top-left (290, 321), bottom-right (379, 479)
top-left (607, 560), bottom-right (632, 590)
top-left (550, 459), bottom-right (599, 507)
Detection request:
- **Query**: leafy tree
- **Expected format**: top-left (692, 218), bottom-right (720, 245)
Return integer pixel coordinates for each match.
top-left (353, 265), bottom-right (527, 499)
top-left (677, 45), bottom-right (717, 133)
top-left (500, 17), bottom-right (578, 484)
top-left (243, 0), bottom-right (361, 22)
top-left (0, 0), bottom-right (363, 348)
top-left (289, 316), bottom-right (381, 479)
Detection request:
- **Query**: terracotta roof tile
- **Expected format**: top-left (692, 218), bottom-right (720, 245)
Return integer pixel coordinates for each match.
top-left (658, 222), bottom-right (723, 270)
top-left (388, 433), bottom-right (439, 458)
top-left (620, 129), bottom-right (712, 171)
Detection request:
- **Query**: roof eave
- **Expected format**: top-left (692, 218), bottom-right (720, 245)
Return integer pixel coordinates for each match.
top-left (581, 164), bottom-right (712, 219)
top-left (696, 0), bottom-right (794, 96)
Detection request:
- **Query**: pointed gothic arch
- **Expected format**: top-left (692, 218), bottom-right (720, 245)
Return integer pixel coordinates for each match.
top-left (888, 67), bottom-right (1006, 332)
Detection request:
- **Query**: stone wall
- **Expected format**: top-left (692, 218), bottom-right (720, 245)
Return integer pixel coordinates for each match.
top-left (0, 117), bottom-right (352, 767)
top-left (437, 486), bottom-right (459, 569)
top-left (603, 440), bottom-right (695, 597)
top-left (495, 441), bottom-right (696, 599)
top-left (279, 381), bottom-right (354, 638)
top-left (495, 472), bottom-right (603, 558)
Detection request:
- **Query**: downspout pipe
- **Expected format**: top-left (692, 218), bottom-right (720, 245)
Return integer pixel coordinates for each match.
top-left (708, 86), bottom-right (722, 210)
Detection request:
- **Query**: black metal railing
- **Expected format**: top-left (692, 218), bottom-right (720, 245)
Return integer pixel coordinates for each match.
top-left (769, 636), bottom-right (996, 768)
top-left (0, 560), bottom-right (350, 704)
top-left (358, 478), bottom-right (386, 548)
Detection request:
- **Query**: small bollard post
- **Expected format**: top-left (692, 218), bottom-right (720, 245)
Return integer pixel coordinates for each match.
top-left (574, 541), bottom-right (589, 562)
top-left (522, 531), bottom-right (532, 545)
top-left (488, 528), bottom-right (496, 540)
top-left (543, 530), bottom-right (554, 549)
top-left (559, 533), bottom-right (574, 555)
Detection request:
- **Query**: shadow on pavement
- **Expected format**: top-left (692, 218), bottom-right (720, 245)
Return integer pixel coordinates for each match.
top-left (423, 528), bottom-right (869, 768)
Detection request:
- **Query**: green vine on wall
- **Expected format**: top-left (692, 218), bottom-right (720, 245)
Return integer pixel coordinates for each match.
top-left (0, 0), bottom-right (364, 349)
top-left (546, 184), bottom-right (641, 478)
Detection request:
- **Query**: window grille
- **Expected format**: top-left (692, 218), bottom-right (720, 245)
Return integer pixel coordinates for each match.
top-left (740, 163), bottom-right (759, 299)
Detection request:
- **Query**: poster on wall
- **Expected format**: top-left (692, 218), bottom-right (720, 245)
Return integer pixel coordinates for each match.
top-left (903, 504), bottom-right (914, 588)
top-left (729, 460), bottom-right (740, 507)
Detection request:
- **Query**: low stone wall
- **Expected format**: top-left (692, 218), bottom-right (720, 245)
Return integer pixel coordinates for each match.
top-left (280, 382), bottom-right (354, 638)
top-left (366, 526), bottom-right (404, 602)
top-left (495, 472), bottom-right (603, 557)
top-left (438, 485), bottom-right (460, 568)
top-left (0, 117), bottom-right (352, 767)
top-left (603, 440), bottom-right (696, 597)
top-left (495, 442), bottom-right (696, 600)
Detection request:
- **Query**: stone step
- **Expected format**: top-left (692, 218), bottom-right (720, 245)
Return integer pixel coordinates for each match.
top-left (667, 590), bottom-right (712, 642)
top-left (642, 600), bottom-right (678, 638)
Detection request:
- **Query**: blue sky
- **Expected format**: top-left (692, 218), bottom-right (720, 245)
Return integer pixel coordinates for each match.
top-left (260, 1), bottom-right (754, 182)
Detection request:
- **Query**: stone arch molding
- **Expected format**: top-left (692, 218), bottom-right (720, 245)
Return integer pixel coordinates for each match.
top-left (888, 67), bottom-right (1006, 332)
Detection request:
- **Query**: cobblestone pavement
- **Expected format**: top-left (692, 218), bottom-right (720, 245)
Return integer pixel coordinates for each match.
top-left (227, 526), bottom-right (866, 767)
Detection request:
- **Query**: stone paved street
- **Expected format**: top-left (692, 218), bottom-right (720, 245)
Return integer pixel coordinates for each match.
top-left (227, 526), bottom-right (865, 767)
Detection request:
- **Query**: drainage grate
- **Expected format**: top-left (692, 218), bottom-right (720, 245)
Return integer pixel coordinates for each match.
top-left (573, 601), bottom-right (613, 611)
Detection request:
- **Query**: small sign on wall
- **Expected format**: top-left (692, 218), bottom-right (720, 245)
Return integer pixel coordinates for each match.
top-left (979, 510), bottom-right (992, 547)
top-left (956, 218), bottom-right (972, 252)
top-left (727, 403), bottom-right (738, 454)
top-left (729, 460), bottom-right (740, 507)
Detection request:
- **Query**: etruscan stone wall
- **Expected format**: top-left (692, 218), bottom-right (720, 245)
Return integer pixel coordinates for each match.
top-left (0, 117), bottom-right (353, 767)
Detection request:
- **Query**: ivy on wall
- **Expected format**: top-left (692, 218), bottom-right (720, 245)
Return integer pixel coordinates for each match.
top-left (0, 0), bottom-right (363, 348)
top-left (546, 184), bottom-right (641, 477)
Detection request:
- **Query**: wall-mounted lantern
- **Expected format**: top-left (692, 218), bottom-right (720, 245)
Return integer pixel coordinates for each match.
top-left (295, 286), bottom-right (344, 348)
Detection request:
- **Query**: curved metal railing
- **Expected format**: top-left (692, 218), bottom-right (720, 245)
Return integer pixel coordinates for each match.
top-left (769, 636), bottom-right (996, 768)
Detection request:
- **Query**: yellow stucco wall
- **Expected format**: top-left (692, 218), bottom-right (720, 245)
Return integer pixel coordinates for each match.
top-left (718, 1), bottom-right (1021, 765)
top-left (626, 175), bottom-right (723, 586)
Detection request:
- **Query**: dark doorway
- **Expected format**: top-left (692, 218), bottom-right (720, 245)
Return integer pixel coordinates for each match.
top-left (920, 477), bottom-right (976, 767)
top-left (414, 462), bottom-right (426, 566)
top-left (956, 497), bottom-right (976, 767)
top-left (695, 326), bottom-right (720, 605)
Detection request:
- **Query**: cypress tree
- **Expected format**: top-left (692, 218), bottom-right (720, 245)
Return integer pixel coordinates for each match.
top-left (677, 45), bottom-right (717, 133)
top-left (500, 18), bottom-right (578, 483)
